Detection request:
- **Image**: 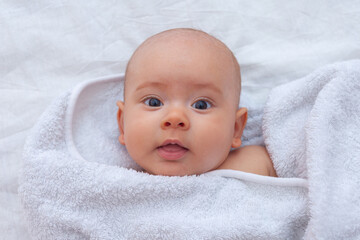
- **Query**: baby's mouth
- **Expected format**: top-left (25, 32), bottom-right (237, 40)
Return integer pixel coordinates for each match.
top-left (157, 141), bottom-right (189, 160)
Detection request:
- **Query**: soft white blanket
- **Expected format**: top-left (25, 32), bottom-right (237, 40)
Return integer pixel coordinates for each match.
top-left (263, 60), bottom-right (360, 238)
top-left (19, 60), bottom-right (360, 239)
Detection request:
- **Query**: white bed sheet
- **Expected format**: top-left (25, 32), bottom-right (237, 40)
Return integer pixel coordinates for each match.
top-left (1, 0), bottom-right (359, 239)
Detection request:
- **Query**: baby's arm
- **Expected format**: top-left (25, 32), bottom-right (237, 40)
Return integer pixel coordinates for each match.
top-left (217, 145), bottom-right (277, 177)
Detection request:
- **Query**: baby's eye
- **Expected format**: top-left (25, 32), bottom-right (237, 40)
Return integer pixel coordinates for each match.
top-left (192, 100), bottom-right (212, 110)
top-left (144, 97), bottom-right (163, 107)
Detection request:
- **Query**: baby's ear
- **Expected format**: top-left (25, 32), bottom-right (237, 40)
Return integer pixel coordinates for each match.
top-left (231, 107), bottom-right (248, 148)
top-left (116, 101), bottom-right (126, 145)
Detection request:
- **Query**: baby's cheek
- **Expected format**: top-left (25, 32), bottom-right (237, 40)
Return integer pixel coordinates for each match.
top-left (195, 120), bottom-right (233, 160)
top-left (124, 116), bottom-right (153, 153)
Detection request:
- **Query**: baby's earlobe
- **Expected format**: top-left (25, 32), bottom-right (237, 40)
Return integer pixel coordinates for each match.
top-left (231, 138), bottom-right (242, 148)
top-left (118, 135), bottom-right (125, 145)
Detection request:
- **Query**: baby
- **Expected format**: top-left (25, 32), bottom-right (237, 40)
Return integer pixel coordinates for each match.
top-left (116, 28), bottom-right (277, 177)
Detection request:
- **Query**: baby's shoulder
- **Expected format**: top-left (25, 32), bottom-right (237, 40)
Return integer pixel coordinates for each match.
top-left (217, 145), bottom-right (277, 177)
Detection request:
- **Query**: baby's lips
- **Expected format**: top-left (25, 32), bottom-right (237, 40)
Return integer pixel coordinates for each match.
top-left (158, 139), bottom-right (188, 150)
top-left (157, 143), bottom-right (189, 160)
top-left (159, 144), bottom-right (187, 152)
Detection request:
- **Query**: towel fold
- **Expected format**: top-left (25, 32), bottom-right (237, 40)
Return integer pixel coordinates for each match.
top-left (263, 60), bottom-right (360, 239)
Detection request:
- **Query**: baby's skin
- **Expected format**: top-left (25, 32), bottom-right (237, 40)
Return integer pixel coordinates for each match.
top-left (116, 28), bottom-right (277, 177)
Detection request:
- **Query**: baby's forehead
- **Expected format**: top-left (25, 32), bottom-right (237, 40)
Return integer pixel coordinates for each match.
top-left (126, 29), bottom-right (238, 81)
top-left (136, 30), bottom-right (231, 59)
top-left (124, 29), bottom-right (241, 103)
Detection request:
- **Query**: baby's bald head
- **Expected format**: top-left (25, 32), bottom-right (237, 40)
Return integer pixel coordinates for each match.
top-left (124, 28), bottom-right (241, 106)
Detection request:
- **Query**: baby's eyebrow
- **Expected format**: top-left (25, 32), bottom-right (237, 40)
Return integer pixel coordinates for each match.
top-left (135, 81), bottom-right (222, 94)
top-left (191, 82), bottom-right (222, 94)
top-left (135, 81), bottom-right (167, 91)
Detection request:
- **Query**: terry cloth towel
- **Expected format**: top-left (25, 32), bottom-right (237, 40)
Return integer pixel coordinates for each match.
top-left (19, 59), bottom-right (359, 239)
top-left (263, 59), bottom-right (360, 239)
top-left (18, 74), bottom-right (308, 239)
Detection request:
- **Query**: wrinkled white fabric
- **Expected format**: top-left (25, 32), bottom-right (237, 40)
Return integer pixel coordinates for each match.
top-left (3, 1), bottom-right (360, 238)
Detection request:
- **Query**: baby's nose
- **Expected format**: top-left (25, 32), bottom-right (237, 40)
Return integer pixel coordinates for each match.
top-left (161, 110), bottom-right (190, 130)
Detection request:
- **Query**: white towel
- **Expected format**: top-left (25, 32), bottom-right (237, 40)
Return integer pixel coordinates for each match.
top-left (263, 59), bottom-right (360, 239)
top-left (19, 75), bottom-right (308, 239)
top-left (19, 60), bottom-right (360, 239)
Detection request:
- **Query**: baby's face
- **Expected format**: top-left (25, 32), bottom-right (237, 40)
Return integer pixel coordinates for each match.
top-left (117, 32), bottom-right (247, 176)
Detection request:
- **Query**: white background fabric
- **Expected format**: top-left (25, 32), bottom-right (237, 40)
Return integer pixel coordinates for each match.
top-left (1, 0), bottom-right (360, 239)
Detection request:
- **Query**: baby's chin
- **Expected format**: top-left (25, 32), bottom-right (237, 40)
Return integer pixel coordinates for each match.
top-left (141, 167), bottom-right (201, 177)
